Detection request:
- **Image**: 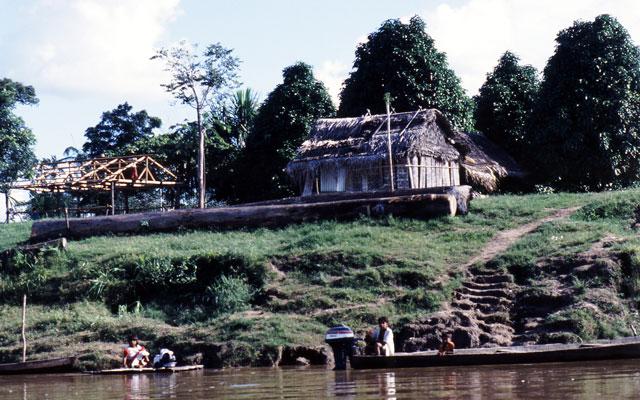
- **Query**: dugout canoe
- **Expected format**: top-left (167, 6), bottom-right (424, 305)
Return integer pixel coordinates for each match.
top-left (0, 357), bottom-right (76, 374)
top-left (350, 337), bottom-right (640, 369)
top-left (91, 365), bottom-right (204, 375)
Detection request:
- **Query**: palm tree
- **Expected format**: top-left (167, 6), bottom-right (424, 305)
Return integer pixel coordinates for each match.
top-left (230, 88), bottom-right (259, 148)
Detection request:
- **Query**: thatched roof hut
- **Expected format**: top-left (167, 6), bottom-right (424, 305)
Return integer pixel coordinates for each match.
top-left (287, 109), bottom-right (523, 195)
top-left (453, 131), bottom-right (526, 192)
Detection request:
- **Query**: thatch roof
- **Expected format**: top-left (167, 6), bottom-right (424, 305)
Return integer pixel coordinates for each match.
top-left (286, 109), bottom-right (526, 192)
top-left (287, 109), bottom-right (459, 176)
top-left (453, 131), bottom-right (526, 192)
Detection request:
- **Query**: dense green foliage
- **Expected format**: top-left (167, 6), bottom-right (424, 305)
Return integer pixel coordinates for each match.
top-left (0, 78), bottom-right (38, 191)
top-left (82, 103), bottom-right (161, 157)
top-left (474, 52), bottom-right (538, 163)
top-left (338, 16), bottom-right (474, 131)
top-left (234, 63), bottom-right (335, 201)
top-left (529, 14), bottom-right (640, 190)
top-left (223, 88), bottom-right (260, 149)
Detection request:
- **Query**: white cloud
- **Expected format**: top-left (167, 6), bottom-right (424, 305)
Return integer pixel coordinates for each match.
top-left (421, 0), bottom-right (640, 95)
top-left (315, 60), bottom-right (350, 107)
top-left (10, 0), bottom-right (181, 100)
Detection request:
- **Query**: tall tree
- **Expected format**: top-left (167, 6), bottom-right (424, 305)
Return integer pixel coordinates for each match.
top-left (153, 41), bottom-right (240, 208)
top-left (82, 102), bottom-right (161, 157)
top-left (235, 62), bottom-right (335, 201)
top-left (0, 79), bottom-right (38, 222)
top-left (474, 51), bottom-right (539, 162)
top-left (338, 16), bottom-right (474, 131)
top-left (530, 14), bottom-right (640, 190)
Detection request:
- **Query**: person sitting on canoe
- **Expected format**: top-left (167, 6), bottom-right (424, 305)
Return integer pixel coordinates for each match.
top-left (371, 316), bottom-right (395, 356)
top-left (438, 332), bottom-right (455, 356)
top-left (123, 335), bottom-right (150, 368)
top-left (153, 348), bottom-right (177, 368)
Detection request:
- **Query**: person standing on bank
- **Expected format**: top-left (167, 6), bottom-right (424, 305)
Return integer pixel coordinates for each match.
top-left (373, 317), bottom-right (395, 356)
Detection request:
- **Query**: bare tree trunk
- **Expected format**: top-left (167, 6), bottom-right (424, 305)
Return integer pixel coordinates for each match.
top-left (197, 107), bottom-right (206, 209)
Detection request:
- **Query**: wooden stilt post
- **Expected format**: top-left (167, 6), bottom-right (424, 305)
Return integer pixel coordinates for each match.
top-left (64, 207), bottom-right (70, 231)
top-left (111, 182), bottom-right (116, 215)
top-left (385, 94), bottom-right (395, 192)
top-left (22, 294), bottom-right (27, 362)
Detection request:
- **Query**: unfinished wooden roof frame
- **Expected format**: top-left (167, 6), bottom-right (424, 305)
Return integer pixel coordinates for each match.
top-left (12, 155), bottom-right (179, 193)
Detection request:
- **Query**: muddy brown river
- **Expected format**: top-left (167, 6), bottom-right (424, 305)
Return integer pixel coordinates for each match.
top-left (1, 360), bottom-right (640, 399)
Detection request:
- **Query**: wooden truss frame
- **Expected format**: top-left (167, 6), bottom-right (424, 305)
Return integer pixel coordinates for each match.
top-left (12, 155), bottom-right (180, 193)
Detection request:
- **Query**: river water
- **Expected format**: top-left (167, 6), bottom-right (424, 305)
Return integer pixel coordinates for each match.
top-left (1, 360), bottom-right (640, 399)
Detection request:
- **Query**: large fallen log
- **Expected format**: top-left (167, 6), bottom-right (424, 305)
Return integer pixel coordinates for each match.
top-left (237, 185), bottom-right (472, 214)
top-left (31, 193), bottom-right (457, 242)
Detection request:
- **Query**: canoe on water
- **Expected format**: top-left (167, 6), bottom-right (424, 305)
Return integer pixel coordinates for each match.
top-left (350, 337), bottom-right (640, 369)
top-left (0, 357), bottom-right (76, 374)
top-left (91, 365), bottom-right (204, 375)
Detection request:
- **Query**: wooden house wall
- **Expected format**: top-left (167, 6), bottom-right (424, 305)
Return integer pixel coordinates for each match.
top-left (302, 157), bottom-right (460, 195)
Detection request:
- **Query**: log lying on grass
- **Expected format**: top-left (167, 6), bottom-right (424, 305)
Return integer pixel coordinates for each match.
top-left (238, 185), bottom-right (472, 214)
top-left (31, 193), bottom-right (457, 242)
top-left (1, 237), bottom-right (67, 259)
top-left (18, 237), bottom-right (68, 253)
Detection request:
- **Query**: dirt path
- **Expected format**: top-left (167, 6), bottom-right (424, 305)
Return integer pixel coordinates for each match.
top-left (462, 207), bottom-right (581, 268)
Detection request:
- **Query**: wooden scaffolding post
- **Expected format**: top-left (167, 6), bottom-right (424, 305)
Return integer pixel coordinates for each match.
top-left (111, 181), bottom-right (116, 215)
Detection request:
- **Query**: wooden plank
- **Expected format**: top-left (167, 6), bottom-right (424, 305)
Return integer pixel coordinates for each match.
top-left (302, 172), bottom-right (313, 196)
top-left (336, 167), bottom-right (346, 192)
top-left (92, 365), bottom-right (204, 375)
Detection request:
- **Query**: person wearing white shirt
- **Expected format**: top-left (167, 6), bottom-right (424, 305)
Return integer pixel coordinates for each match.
top-left (372, 316), bottom-right (395, 356)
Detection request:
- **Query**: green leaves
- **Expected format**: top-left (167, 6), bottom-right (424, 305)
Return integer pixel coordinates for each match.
top-left (530, 14), bottom-right (640, 190)
top-left (234, 62), bottom-right (335, 201)
top-left (0, 78), bottom-right (38, 191)
top-left (474, 51), bottom-right (539, 164)
top-left (153, 41), bottom-right (240, 111)
top-left (82, 102), bottom-right (161, 157)
top-left (338, 16), bottom-right (474, 131)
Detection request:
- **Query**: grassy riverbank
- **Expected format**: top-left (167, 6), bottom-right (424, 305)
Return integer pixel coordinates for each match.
top-left (1, 189), bottom-right (640, 369)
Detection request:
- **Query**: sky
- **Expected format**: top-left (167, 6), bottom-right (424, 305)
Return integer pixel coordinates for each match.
top-left (2, 0), bottom-right (640, 215)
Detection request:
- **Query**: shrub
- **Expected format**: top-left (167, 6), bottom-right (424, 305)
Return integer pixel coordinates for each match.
top-left (574, 194), bottom-right (640, 222)
top-left (204, 275), bottom-right (253, 314)
top-left (339, 269), bottom-right (382, 289)
top-left (394, 289), bottom-right (443, 313)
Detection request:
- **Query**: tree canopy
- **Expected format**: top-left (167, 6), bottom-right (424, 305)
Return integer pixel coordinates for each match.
top-left (338, 16), bottom-right (474, 131)
top-left (153, 41), bottom-right (240, 208)
top-left (82, 102), bottom-right (161, 157)
top-left (0, 78), bottom-right (38, 191)
top-left (234, 62), bottom-right (335, 201)
top-left (530, 14), bottom-right (640, 190)
top-left (474, 51), bottom-right (538, 163)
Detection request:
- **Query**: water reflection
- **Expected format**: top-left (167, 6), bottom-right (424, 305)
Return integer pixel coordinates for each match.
top-left (1, 360), bottom-right (640, 399)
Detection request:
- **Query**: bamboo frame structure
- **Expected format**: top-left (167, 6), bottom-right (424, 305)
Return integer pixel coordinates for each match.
top-left (11, 155), bottom-right (180, 193)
